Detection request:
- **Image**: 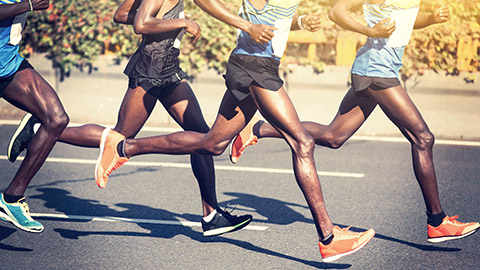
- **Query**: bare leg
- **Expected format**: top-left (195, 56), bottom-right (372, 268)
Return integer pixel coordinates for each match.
top-left (249, 84), bottom-right (334, 240)
top-left (58, 86), bottom-right (157, 148)
top-left (366, 85), bottom-right (442, 214)
top-left (124, 90), bottom-right (258, 157)
top-left (2, 68), bottom-right (69, 196)
top-left (256, 88), bottom-right (378, 149)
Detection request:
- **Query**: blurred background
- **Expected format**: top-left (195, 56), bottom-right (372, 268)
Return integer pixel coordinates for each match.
top-left (1, 0), bottom-right (479, 140)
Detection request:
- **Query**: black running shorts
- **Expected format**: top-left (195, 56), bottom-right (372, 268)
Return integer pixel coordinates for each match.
top-left (351, 73), bottom-right (401, 97)
top-left (0, 60), bottom-right (34, 98)
top-left (128, 69), bottom-right (187, 100)
top-left (224, 53), bottom-right (284, 101)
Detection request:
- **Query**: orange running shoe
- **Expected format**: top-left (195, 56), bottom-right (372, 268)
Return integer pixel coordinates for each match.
top-left (229, 118), bottom-right (259, 164)
top-left (319, 226), bottom-right (375, 263)
top-left (95, 128), bottom-right (129, 189)
top-left (427, 215), bottom-right (479, 243)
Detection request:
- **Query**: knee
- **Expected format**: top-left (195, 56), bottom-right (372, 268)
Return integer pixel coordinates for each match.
top-left (198, 136), bottom-right (229, 156)
top-left (294, 134), bottom-right (316, 158)
top-left (207, 140), bottom-right (229, 156)
top-left (414, 130), bottom-right (435, 150)
top-left (322, 131), bottom-right (346, 149)
top-left (44, 111), bottom-right (69, 134)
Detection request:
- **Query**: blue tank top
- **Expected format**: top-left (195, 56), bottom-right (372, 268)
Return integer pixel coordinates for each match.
top-left (233, 0), bottom-right (300, 60)
top-left (351, 0), bottom-right (420, 78)
top-left (0, 0), bottom-right (28, 78)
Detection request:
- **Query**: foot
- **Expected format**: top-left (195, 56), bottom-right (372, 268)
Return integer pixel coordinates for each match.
top-left (427, 215), bottom-right (479, 243)
top-left (7, 113), bottom-right (40, 162)
top-left (202, 208), bottom-right (252, 237)
top-left (318, 226), bottom-right (375, 263)
top-left (229, 118), bottom-right (259, 164)
top-left (95, 128), bottom-right (129, 189)
top-left (0, 193), bottom-right (44, 233)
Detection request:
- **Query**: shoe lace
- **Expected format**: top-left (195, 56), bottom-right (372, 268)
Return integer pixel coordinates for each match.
top-left (220, 203), bottom-right (237, 216)
top-left (20, 201), bottom-right (30, 214)
top-left (445, 215), bottom-right (461, 225)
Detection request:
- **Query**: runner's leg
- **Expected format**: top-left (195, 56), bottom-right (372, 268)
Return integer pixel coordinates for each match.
top-left (366, 85), bottom-right (442, 214)
top-left (159, 81), bottom-right (217, 216)
top-left (2, 68), bottom-right (69, 195)
top-left (58, 86), bottom-right (157, 147)
top-left (248, 84), bottom-right (334, 239)
top-left (256, 88), bottom-right (378, 149)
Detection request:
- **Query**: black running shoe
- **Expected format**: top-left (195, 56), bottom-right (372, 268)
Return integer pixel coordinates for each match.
top-left (202, 207), bottom-right (252, 237)
top-left (7, 113), bottom-right (40, 162)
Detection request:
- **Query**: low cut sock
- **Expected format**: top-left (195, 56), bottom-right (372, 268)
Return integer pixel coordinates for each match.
top-left (427, 211), bottom-right (446, 227)
top-left (3, 193), bottom-right (23, 203)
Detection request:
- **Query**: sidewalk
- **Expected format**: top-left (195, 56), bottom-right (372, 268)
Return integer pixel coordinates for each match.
top-left (1, 55), bottom-right (479, 141)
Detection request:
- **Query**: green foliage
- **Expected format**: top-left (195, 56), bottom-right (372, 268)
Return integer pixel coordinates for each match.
top-left (19, 0), bottom-right (480, 82)
top-left (403, 0), bottom-right (480, 82)
top-left (21, 0), bottom-right (138, 80)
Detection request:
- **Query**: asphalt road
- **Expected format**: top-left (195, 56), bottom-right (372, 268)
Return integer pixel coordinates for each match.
top-left (0, 125), bottom-right (478, 269)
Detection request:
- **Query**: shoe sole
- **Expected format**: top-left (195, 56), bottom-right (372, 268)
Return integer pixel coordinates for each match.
top-left (229, 135), bottom-right (239, 164)
top-left (203, 217), bottom-right (252, 237)
top-left (322, 231), bottom-right (375, 263)
top-left (0, 206), bottom-right (43, 233)
top-left (7, 113), bottom-right (32, 162)
top-left (428, 227), bottom-right (480, 243)
top-left (94, 128), bottom-right (111, 184)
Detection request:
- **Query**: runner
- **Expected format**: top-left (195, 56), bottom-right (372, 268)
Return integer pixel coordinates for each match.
top-left (93, 0), bottom-right (375, 263)
top-left (0, 0), bottom-right (69, 233)
top-left (7, 0), bottom-right (271, 237)
top-left (230, 0), bottom-right (480, 243)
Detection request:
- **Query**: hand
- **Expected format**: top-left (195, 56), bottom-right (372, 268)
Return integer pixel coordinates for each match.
top-left (302, 10), bottom-right (322, 32)
top-left (432, 5), bottom-right (449, 24)
top-left (31, 0), bottom-right (50, 11)
top-left (370, 18), bottom-right (395, 38)
top-left (246, 23), bottom-right (277, 44)
top-left (185, 20), bottom-right (201, 44)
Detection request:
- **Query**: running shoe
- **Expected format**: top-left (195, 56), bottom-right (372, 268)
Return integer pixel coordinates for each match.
top-left (0, 193), bottom-right (44, 233)
top-left (7, 113), bottom-right (40, 162)
top-left (318, 226), bottom-right (375, 263)
top-left (229, 118), bottom-right (259, 164)
top-left (202, 207), bottom-right (252, 237)
top-left (427, 215), bottom-right (479, 243)
top-left (95, 128), bottom-right (129, 189)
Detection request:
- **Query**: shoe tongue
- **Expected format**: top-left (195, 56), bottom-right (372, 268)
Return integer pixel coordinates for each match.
top-left (17, 197), bottom-right (26, 204)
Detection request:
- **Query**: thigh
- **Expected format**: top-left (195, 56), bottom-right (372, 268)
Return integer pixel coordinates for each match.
top-left (207, 90), bottom-right (258, 144)
top-left (160, 81), bottom-right (210, 133)
top-left (114, 86), bottom-right (157, 138)
top-left (329, 87), bottom-right (378, 137)
top-left (2, 68), bottom-right (66, 121)
top-left (366, 85), bottom-right (430, 137)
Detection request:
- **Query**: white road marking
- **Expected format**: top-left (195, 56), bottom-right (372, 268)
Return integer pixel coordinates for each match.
top-left (1, 120), bottom-right (479, 146)
top-left (0, 156), bottom-right (365, 178)
top-left (30, 213), bottom-right (268, 231)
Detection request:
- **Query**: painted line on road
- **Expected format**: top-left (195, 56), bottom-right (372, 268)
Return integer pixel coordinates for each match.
top-left (30, 213), bottom-right (268, 231)
top-left (1, 120), bottom-right (478, 147)
top-left (0, 155), bottom-right (365, 178)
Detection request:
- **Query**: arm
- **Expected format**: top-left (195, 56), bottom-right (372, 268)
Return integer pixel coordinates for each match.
top-left (114, 0), bottom-right (142, 25)
top-left (291, 10), bottom-right (322, 32)
top-left (193, 0), bottom-right (276, 44)
top-left (0, 0), bottom-right (49, 21)
top-left (133, 0), bottom-right (201, 43)
top-left (328, 0), bottom-right (394, 38)
top-left (414, 5), bottom-right (449, 29)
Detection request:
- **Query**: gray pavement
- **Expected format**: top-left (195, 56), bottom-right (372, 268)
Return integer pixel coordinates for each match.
top-left (1, 55), bottom-right (479, 141)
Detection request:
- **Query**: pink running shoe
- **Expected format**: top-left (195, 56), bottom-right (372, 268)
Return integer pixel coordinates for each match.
top-left (95, 128), bottom-right (129, 189)
top-left (229, 118), bottom-right (259, 164)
